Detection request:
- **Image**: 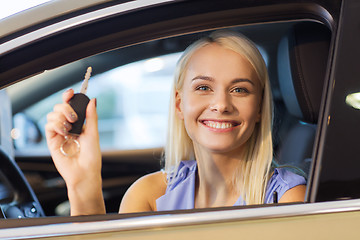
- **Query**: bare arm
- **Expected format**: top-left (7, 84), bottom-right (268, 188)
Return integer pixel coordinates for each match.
top-left (279, 185), bottom-right (306, 203)
top-left (119, 171), bottom-right (167, 213)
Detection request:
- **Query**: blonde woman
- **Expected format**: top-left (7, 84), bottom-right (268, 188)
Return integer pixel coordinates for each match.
top-left (46, 31), bottom-right (306, 215)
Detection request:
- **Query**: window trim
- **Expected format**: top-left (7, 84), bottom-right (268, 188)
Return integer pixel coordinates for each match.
top-left (1, 198), bottom-right (360, 238)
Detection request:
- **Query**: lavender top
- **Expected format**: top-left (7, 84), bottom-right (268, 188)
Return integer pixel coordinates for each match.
top-left (156, 160), bottom-right (306, 211)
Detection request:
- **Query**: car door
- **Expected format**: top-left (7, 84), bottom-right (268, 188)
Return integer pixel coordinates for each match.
top-left (1, 0), bottom-right (360, 239)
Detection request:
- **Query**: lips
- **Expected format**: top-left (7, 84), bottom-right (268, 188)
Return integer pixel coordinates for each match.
top-left (201, 120), bottom-right (240, 129)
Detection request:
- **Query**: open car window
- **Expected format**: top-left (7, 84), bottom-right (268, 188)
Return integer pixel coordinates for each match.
top-left (3, 19), bottom-right (332, 217)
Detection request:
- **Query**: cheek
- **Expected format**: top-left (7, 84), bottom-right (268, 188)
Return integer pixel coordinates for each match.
top-left (237, 97), bottom-right (262, 121)
top-left (181, 96), bottom-right (197, 120)
top-left (180, 94), bottom-right (209, 128)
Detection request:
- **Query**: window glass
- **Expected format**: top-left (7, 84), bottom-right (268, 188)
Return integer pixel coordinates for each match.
top-left (13, 52), bottom-right (182, 151)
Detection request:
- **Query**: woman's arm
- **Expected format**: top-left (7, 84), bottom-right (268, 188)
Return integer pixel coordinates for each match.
top-left (119, 171), bottom-right (167, 213)
top-left (279, 185), bottom-right (307, 203)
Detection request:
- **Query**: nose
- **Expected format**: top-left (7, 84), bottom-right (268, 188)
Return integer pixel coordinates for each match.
top-left (209, 91), bottom-right (234, 113)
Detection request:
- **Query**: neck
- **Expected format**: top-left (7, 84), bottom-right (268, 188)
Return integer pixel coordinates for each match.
top-left (193, 144), bottom-right (245, 208)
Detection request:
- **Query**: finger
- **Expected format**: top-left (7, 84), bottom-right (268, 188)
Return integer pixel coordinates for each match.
top-left (47, 110), bottom-right (70, 125)
top-left (53, 103), bottom-right (78, 123)
top-left (45, 122), bottom-right (67, 154)
top-left (47, 112), bottom-right (72, 132)
top-left (83, 99), bottom-right (98, 137)
top-left (62, 89), bottom-right (75, 103)
top-left (45, 120), bottom-right (70, 137)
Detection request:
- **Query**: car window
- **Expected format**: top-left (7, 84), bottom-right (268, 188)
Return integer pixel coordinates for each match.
top-left (12, 52), bottom-right (181, 151)
top-left (3, 16), bottom-right (332, 218)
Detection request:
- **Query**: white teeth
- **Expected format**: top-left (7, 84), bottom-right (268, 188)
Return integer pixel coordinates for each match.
top-left (205, 121), bottom-right (234, 129)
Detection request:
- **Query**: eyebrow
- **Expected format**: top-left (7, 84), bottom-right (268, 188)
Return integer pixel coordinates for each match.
top-left (191, 75), bottom-right (255, 86)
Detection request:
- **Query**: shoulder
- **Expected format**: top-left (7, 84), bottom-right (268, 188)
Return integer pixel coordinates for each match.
top-left (119, 171), bottom-right (167, 213)
top-left (272, 167), bottom-right (306, 187)
top-left (266, 168), bottom-right (307, 203)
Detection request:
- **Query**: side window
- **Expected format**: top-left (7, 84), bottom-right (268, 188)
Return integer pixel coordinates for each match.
top-left (11, 52), bottom-right (182, 151)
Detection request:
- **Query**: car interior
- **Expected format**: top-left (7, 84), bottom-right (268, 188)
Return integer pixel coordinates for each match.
top-left (0, 3), bottom-right (333, 222)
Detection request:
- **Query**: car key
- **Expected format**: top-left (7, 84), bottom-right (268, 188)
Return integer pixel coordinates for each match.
top-left (68, 67), bottom-right (91, 135)
top-left (60, 67), bottom-right (92, 157)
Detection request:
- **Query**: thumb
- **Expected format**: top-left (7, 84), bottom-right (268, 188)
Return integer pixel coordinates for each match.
top-left (83, 98), bottom-right (98, 137)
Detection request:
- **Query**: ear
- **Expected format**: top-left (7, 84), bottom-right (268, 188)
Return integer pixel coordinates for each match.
top-left (175, 90), bottom-right (184, 120)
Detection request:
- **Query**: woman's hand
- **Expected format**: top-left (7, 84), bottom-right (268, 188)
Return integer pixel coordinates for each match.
top-left (45, 89), bottom-right (105, 215)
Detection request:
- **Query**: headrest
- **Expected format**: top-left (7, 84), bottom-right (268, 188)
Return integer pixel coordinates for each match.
top-left (278, 22), bottom-right (331, 123)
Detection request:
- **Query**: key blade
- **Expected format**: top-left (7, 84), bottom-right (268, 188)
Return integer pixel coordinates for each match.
top-left (80, 67), bottom-right (92, 94)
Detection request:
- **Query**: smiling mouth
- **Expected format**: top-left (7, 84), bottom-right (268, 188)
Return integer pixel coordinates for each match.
top-left (201, 120), bottom-right (239, 129)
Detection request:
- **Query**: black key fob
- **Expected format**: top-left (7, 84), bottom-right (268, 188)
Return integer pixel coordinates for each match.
top-left (68, 93), bottom-right (90, 135)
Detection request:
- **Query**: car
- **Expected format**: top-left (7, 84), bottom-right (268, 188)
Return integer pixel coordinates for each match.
top-left (0, 0), bottom-right (360, 238)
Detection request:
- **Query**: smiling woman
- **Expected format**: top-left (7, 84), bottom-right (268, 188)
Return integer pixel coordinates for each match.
top-left (155, 30), bottom-right (306, 210)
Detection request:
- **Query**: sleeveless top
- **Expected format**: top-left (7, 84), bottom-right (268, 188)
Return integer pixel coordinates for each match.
top-left (156, 160), bottom-right (306, 211)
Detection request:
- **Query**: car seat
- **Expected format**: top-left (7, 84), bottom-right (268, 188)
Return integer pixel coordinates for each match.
top-left (275, 22), bottom-right (331, 175)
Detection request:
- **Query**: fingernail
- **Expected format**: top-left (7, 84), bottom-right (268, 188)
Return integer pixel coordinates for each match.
top-left (69, 112), bottom-right (78, 121)
top-left (65, 88), bottom-right (73, 93)
top-left (63, 121), bottom-right (72, 131)
top-left (62, 126), bottom-right (68, 135)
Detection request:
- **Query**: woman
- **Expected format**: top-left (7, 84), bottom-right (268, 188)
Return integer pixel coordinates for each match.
top-left (46, 30), bottom-right (306, 215)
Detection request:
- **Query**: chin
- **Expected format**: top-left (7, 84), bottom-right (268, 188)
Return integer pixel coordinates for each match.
top-left (202, 143), bottom-right (244, 155)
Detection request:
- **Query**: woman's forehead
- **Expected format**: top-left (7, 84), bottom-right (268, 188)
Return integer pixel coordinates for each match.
top-left (185, 44), bottom-right (260, 84)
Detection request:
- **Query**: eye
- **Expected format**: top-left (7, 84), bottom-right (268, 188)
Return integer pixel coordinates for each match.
top-left (232, 87), bottom-right (249, 93)
top-left (196, 85), bottom-right (211, 91)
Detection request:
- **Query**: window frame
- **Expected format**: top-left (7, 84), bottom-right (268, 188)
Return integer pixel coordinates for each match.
top-left (1, 0), bottom-right (357, 237)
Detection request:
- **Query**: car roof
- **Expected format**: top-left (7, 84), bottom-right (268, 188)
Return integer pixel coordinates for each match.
top-left (0, 0), bottom-right (112, 38)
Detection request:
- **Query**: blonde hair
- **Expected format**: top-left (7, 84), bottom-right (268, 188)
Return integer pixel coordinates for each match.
top-left (164, 30), bottom-right (273, 205)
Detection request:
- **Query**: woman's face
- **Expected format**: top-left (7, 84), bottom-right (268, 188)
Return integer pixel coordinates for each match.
top-left (176, 43), bottom-right (263, 155)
